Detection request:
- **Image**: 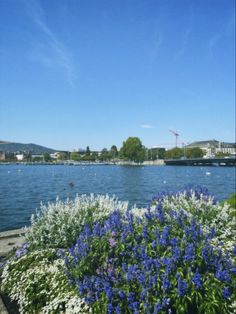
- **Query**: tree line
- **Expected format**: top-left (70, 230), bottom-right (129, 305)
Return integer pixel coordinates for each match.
top-left (63, 137), bottom-right (206, 163)
top-left (2, 137), bottom-right (211, 163)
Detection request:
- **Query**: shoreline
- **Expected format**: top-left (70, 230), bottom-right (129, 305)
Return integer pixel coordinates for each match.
top-left (0, 160), bottom-right (165, 166)
top-left (0, 228), bottom-right (26, 258)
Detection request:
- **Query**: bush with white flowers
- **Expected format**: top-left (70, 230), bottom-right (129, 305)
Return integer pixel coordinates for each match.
top-left (1, 189), bottom-right (235, 313)
top-left (25, 194), bottom-right (128, 249)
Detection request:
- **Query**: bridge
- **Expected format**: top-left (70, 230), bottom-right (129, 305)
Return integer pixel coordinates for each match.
top-left (164, 157), bottom-right (236, 167)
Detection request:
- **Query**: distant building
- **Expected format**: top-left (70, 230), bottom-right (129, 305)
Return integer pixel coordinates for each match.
top-left (186, 140), bottom-right (236, 157)
top-left (16, 154), bottom-right (24, 161)
top-left (50, 152), bottom-right (61, 159)
top-left (0, 152), bottom-right (5, 161)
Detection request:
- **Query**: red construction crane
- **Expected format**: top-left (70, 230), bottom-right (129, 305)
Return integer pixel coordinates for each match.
top-left (169, 129), bottom-right (179, 147)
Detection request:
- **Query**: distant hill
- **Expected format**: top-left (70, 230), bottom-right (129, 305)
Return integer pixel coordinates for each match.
top-left (0, 142), bottom-right (57, 154)
top-left (0, 141), bottom-right (11, 144)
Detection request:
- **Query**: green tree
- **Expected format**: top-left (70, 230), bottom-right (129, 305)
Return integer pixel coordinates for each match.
top-left (110, 145), bottom-right (118, 159)
top-left (186, 147), bottom-right (204, 158)
top-left (90, 152), bottom-right (98, 161)
top-left (58, 152), bottom-right (69, 160)
top-left (157, 148), bottom-right (166, 159)
top-left (32, 156), bottom-right (43, 162)
top-left (43, 153), bottom-right (52, 162)
top-left (215, 151), bottom-right (230, 157)
top-left (99, 148), bottom-right (111, 161)
top-left (120, 137), bottom-right (145, 163)
top-left (5, 153), bottom-right (17, 162)
top-left (164, 147), bottom-right (183, 159)
top-left (70, 152), bottom-right (81, 161)
top-left (86, 146), bottom-right (91, 156)
top-left (146, 148), bottom-right (165, 160)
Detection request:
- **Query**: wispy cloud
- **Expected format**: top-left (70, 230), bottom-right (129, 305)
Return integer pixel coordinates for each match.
top-left (141, 124), bottom-right (155, 129)
top-left (25, 0), bottom-right (75, 86)
top-left (174, 28), bottom-right (191, 61)
top-left (149, 31), bottom-right (163, 62)
top-left (208, 12), bottom-right (235, 52)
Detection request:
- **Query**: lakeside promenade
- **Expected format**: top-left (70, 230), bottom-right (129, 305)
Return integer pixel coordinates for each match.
top-left (0, 228), bottom-right (26, 313)
top-left (0, 228), bottom-right (25, 258)
top-left (0, 157), bottom-right (235, 166)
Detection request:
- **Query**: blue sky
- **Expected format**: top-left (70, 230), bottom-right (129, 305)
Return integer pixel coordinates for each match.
top-left (0, 0), bottom-right (235, 151)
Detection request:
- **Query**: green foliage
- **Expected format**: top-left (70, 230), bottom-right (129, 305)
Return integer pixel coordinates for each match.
top-left (86, 146), bottom-right (91, 156)
top-left (120, 137), bottom-right (145, 162)
top-left (165, 147), bottom-right (204, 159)
top-left (1, 250), bottom-right (89, 314)
top-left (186, 147), bottom-right (204, 158)
top-left (70, 152), bottom-right (81, 161)
top-left (222, 194), bottom-right (236, 219)
top-left (65, 191), bottom-right (236, 313)
top-left (32, 156), bottom-right (43, 162)
top-left (4, 152), bottom-right (17, 162)
top-left (58, 152), bottom-right (68, 160)
top-left (99, 148), bottom-right (111, 161)
top-left (110, 145), bottom-right (118, 159)
top-left (2, 190), bottom-right (236, 314)
top-left (165, 147), bottom-right (183, 159)
top-left (43, 153), bottom-right (52, 162)
top-left (215, 152), bottom-right (230, 157)
top-left (225, 194), bottom-right (236, 209)
top-left (146, 148), bottom-right (166, 160)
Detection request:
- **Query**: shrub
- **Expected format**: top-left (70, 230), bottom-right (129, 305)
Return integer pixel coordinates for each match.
top-left (154, 188), bottom-right (236, 252)
top-left (25, 194), bottom-right (128, 249)
top-left (1, 188), bottom-right (236, 313)
top-left (64, 194), bottom-right (236, 313)
top-left (1, 249), bottom-right (90, 314)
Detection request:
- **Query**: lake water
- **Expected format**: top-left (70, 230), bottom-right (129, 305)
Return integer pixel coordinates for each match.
top-left (0, 164), bottom-right (235, 232)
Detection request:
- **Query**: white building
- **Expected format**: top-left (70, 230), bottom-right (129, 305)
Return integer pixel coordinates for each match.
top-left (186, 140), bottom-right (236, 157)
top-left (16, 154), bottom-right (24, 161)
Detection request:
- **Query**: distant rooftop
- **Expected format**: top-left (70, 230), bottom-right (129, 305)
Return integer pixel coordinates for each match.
top-left (187, 140), bottom-right (236, 148)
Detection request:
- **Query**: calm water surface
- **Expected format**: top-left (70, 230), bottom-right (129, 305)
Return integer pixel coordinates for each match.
top-left (0, 164), bottom-right (235, 231)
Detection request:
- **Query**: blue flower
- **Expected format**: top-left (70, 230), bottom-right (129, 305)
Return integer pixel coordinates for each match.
top-left (156, 203), bottom-right (164, 223)
top-left (107, 303), bottom-right (114, 314)
top-left (159, 226), bottom-right (171, 246)
top-left (215, 268), bottom-right (231, 283)
top-left (15, 242), bottom-right (29, 258)
top-left (128, 301), bottom-right (140, 313)
top-left (192, 269), bottom-right (202, 289)
top-left (162, 274), bottom-right (171, 290)
top-left (118, 290), bottom-right (126, 300)
top-left (142, 225), bottom-right (149, 239)
top-left (177, 274), bottom-right (187, 297)
top-left (127, 292), bottom-right (135, 302)
top-left (183, 244), bottom-right (195, 262)
top-left (140, 289), bottom-right (147, 300)
top-left (152, 240), bottom-right (157, 248)
top-left (115, 305), bottom-right (121, 314)
top-left (170, 237), bottom-right (178, 247)
top-left (105, 286), bottom-right (113, 301)
top-left (222, 287), bottom-right (231, 299)
top-left (232, 245), bottom-right (236, 256)
top-left (154, 302), bottom-right (163, 313)
top-left (172, 246), bottom-right (181, 262)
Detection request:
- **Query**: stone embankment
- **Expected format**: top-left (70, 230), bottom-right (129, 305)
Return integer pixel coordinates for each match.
top-left (0, 228), bottom-right (25, 258)
top-left (0, 228), bottom-right (26, 313)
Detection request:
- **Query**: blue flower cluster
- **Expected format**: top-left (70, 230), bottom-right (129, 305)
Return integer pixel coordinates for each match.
top-left (152, 185), bottom-right (216, 204)
top-left (63, 190), bottom-right (235, 313)
top-left (15, 243), bottom-right (29, 258)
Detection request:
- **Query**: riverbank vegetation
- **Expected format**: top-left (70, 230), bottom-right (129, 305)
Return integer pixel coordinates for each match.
top-left (1, 137), bottom-right (212, 163)
top-left (1, 188), bottom-right (236, 313)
